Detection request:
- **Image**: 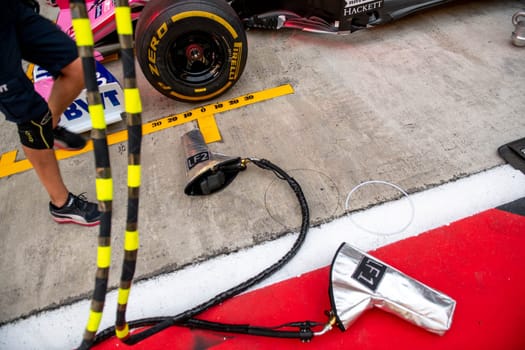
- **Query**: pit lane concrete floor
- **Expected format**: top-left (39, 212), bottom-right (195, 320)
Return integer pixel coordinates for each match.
top-left (0, 0), bottom-right (523, 325)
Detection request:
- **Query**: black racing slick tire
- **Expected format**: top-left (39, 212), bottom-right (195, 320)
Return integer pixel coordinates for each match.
top-left (135, 0), bottom-right (248, 102)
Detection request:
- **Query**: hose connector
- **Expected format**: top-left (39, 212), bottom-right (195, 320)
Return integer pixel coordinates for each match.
top-left (313, 312), bottom-right (337, 336)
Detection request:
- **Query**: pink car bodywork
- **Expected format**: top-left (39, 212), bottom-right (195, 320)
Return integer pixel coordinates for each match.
top-left (33, 0), bottom-right (150, 133)
top-left (55, 0), bottom-right (148, 44)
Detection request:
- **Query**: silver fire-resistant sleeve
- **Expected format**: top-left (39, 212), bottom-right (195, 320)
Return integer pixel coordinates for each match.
top-left (329, 243), bottom-right (456, 335)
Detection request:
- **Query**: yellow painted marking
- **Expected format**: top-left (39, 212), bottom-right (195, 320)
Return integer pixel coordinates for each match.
top-left (0, 85), bottom-right (294, 179)
top-left (117, 288), bottom-right (131, 305)
top-left (144, 84), bottom-right (294, 134)
top-left (124, 230), bottom-right (139, 251)
top-left (96, 178), bottom-right (113, 201)
top-left (124, 88), bottom-right (142, 114)
top-left (97, 246), bottom-right (111, 268)
top-left (198, 114), bottom-right (222, 143)
top-left (128, 165), bottom-right (141, 188)
top-left (0, 150), bottom-right (32, 178)
top-left (115, 7), bottom-right (133, 35)
top-left (71, 18), bottom-right (94, 46)
top-left (86, 310), bottom-right (103, 332)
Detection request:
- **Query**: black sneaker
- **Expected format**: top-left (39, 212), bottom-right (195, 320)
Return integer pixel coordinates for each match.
top-left (50, 193), bottom-right (101, 226)
top-left (53, 126), bottom-right (86, 150)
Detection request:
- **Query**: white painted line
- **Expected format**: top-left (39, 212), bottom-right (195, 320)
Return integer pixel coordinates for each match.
top-left (1, 165), bottom-right (524, 350)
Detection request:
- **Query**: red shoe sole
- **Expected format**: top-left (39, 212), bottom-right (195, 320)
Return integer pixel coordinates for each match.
top-left (52, 217), bottom-right (100, 227)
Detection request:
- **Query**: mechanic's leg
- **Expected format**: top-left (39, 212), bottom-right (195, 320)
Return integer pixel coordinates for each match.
top-left (18, 116), bottom-right (100, 225)
top-left (46, 57), bottom-right (86, 150)
top-left (22, 142), bottom-right (101, 226)
top-left (22, 146), bottom-right (69, 207)
top-left (47, 57), bottom-right (84, 128)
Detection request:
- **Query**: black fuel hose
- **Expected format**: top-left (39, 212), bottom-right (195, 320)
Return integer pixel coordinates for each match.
top-left (69, 1), bottom-right (114, 349)
top-left (181, 318), bottom-right (319, 341)
top-left (92, 158), bottom-right (311, 345)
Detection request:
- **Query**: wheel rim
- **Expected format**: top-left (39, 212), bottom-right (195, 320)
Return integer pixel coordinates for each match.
top-left (168, 31), bottom-right (228, 87)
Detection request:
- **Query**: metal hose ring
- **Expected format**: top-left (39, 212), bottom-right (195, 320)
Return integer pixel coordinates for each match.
top-left (345, 180), bottom-right (415, 236)
top-left (513, 10), bottom-right (525, 25)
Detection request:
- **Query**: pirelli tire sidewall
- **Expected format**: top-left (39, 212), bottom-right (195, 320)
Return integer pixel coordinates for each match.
top-left (135, 0), bottom-right (248, 102)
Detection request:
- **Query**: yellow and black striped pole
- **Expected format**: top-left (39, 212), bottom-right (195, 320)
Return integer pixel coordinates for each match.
top-left (114, 0), bottom-right (143, 341)
top-left (69, 1), bottom-right (114, 349)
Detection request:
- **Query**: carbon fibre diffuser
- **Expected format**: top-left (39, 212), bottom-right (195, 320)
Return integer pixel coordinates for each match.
top-left (329, 243), bottom-right (456, 335)
top-left (181, 129), bottom-right (244, 196)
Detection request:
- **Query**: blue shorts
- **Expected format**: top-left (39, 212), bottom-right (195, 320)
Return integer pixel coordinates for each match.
top-left (0, 0), bottom-right (78, 127)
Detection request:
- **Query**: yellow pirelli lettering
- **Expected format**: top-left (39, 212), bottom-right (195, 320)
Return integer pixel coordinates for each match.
top-left (72, 18), bottom-right (94, 46)
top-left (97, 246), bottom-right (111, 268)
top-left (127, 165), bottom-right (141, 188)
top-left (124, 88), bottom-right (142, 114)
top-left (115, 7), bottom-right (133, 35)
top-left (116, 323), bottom-right (130, 339)
top-left (171, 11), bottom-right (238, 39)
top-left (118, 288), bottom-right (130, 305)
top-left (124, 230), bottom-right (139, 251)
top-left (170, 81), bottom-right (232, 102)
top-left (86, 310), bottom-right (102, 332)
top-left (88, 104), bottom-right (106, 129)
top-left (96, 178), bottom-right (113, 201)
